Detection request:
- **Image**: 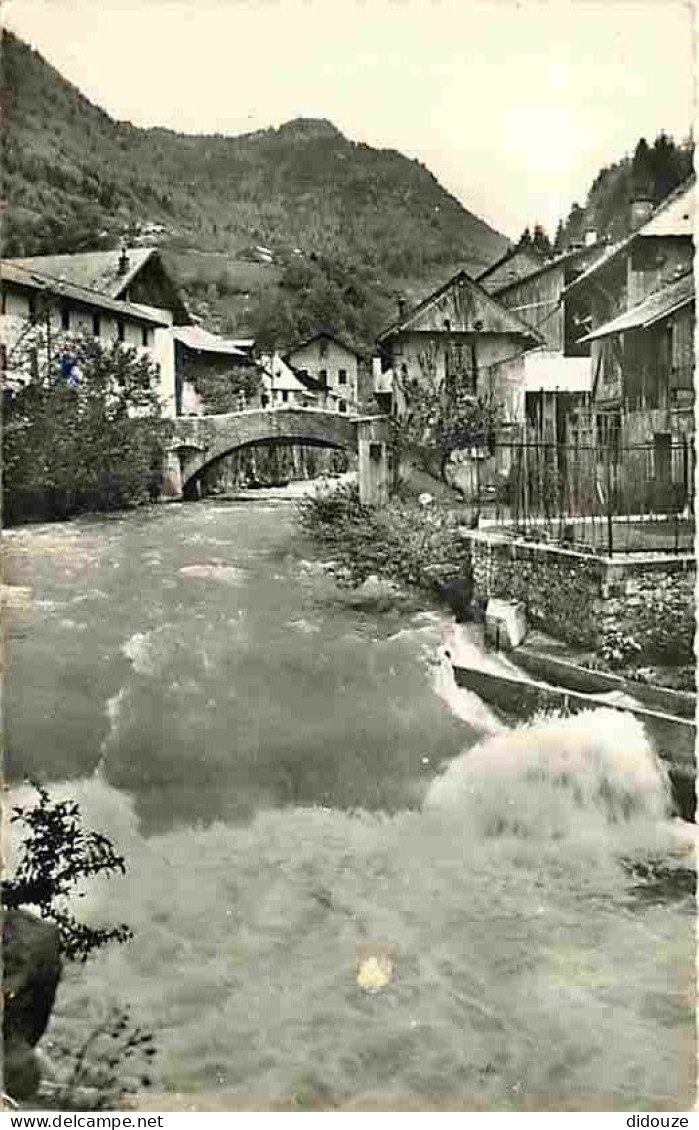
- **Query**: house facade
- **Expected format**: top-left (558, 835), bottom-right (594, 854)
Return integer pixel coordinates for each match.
top-left (258, 352), bottom-right (321, 409)
top-left (377, 269), bottom-right (543, 427)
top-left (284, 332), bottom-right (360, 413)
top-left (7, 246), bottom-right (197, 417)
top-left (172, 325), bottom-right (262, 416)
top-left (562, 177), bottom-right (695, 450)
top-left (1, 261), bottom-right (174, 405)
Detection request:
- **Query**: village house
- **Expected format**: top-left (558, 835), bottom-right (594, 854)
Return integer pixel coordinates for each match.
top-left (561, 176), bottom-right (695, 451)
top-left (376, 269), bottom-right (545, 495)
top-left (172, 325), bottom-right (262, 416)
top-left (474, 240), bottom-right (607, 449)
top-left (476, 244), bottom-right (547, 296)
top-left (1, 260), bottom-right (174, 407)
top-left (7, 246), bottom-right (265, 417)
top-left (376, 267), bottom-right (543, 424)
top-left (258, 352), bottom-right (321, 409)
top-left (284, 331), bottom-right (360, 413)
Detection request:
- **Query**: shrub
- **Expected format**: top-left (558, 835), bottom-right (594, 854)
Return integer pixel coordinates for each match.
top-left (298, 482), bottom-right (470, 594)
top-left (2, 781), bottom-right (133, 962)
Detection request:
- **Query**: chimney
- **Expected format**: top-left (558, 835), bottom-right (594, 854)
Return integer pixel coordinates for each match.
top-left (117, 247), bottom-right (130, 276)
top-left (630, 197), bottom-right (654, 230)
top-left (397, 295), bottom-right (407, 320)
top-left (584, 229), bottom-right (597, 247)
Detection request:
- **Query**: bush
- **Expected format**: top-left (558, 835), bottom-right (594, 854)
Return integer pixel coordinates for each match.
top-left (298, 482), bottom-right (470, 595)
top-left (2, 781), bottom-right (133, 962)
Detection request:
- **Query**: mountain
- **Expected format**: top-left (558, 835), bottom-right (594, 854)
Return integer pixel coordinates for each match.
top-left (1, 29), bottom-right (510, 285)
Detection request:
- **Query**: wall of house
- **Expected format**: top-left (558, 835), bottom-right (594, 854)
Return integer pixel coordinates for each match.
top-left (495, 265), bottom-right (566, 351)
top-left (389, 331), bottom-right (530, 423)
top-left (466, 530), bottom-right (695, 659)
top-left (1, 284), bottom-right (174, 405)
top-left (626, 237), bottom-right (694, 308)
top-left (286, 339), bottom-right (358, 408)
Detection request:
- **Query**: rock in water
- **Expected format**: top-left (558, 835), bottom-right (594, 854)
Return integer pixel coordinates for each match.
top-left (3, 911), bottom-right (62, 1100)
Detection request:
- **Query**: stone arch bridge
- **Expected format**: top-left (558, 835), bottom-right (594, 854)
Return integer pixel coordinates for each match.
top-left (162, 407), bottom-right (391, 504)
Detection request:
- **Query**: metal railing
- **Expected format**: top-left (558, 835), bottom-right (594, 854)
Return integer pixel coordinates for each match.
top-left (480, 438), bottom-right (695, 556)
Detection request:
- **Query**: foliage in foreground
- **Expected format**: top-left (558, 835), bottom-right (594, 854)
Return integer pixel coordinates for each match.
top-left (44, 1007), bottom-right (156, 1111)
top-left (2, 781), bottom-right (133, 962)
top-left (297, 482), bottom-right (468, 592)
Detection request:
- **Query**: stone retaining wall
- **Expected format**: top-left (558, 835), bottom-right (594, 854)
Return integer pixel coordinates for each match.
top-left (465, 531), bottom-right (695, 660)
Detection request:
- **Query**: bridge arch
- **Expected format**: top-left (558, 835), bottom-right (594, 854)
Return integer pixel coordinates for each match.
top-left (169, 407), bottom-right (359, 492)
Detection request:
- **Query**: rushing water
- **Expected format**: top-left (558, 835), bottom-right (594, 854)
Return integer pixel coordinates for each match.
top-left (3, 498), bottom-right (696, 1109)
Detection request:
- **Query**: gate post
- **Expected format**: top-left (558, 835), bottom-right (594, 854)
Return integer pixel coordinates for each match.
top-left (357, 417), bottom-right (392, 505)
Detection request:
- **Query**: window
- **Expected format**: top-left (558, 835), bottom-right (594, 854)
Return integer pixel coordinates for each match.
top-left (282, 390), bottom-right (289, 403)
top-left (28, 294), bottom-right (37, 322)
top-left (117, 319), bottom-right (125, 343)
top-left (60, 303), bottom-right (70, 331)
top-left (338, 400), bottom-right (347, 413)
top-left (1, 290), bottom-right (6, 316)
top-left (318, 368), bottom-right (328, 388)
top-left (92, 312), bottom-right (101, 338)
top-left (319, 339), bottom-right (328, 358)
top-left (369, 442), bottom-right (383, 461)
top-left (338, 368), bottom-right (347, 385)
top-left (141, 325), bottom-right (150, 348)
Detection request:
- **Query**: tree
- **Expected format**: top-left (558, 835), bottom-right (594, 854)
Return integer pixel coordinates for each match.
top-left (553, 218), bottom-right (566, 254)
top-left (517, 226), bottom-right (533, 249)
top-left (3, 329), bottom-right (172, 523)
top-left (394, 366), bottom-right (502, 486)
top-left (532, 223), bottom-right (553, 257)
top-left (2, 781), bottom-right (133, 962)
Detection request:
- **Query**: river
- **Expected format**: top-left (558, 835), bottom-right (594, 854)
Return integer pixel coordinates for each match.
top-left (3, 497), bottom-right (696, 1109)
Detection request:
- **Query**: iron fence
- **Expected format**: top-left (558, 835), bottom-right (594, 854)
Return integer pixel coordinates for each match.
top-left (480, 438), bottom-right (695, 556)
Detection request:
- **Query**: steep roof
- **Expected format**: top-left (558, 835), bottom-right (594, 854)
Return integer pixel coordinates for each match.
top-left (260, 353), bottom-right (318, 394)
top-left (476, 244), bottom-right (545, 293)
top-left (580, 269), bottom-right (694, 342)
top-left (10, 247), bottom-right (158, 299)
top-left (490, 243), bottom-right (607, 297)
top-left (1, 261), bottom-right (171, 325)
top-left (377, 269), bottom-right (544, 343)
top-left (564, 176), bottom-right (696, 298)
top-left (284, 330), bottom-right (361, 359)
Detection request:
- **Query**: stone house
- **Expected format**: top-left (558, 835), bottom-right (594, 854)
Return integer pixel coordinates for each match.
top-left (284, 331), bottom-right (360, 413)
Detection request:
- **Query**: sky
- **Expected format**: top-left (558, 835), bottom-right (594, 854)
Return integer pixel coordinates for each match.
top-left (3, 0), bottom-right (695, 240)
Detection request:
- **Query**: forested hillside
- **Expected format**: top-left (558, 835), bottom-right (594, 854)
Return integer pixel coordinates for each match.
top-left (1, 30), bottom-right (508, 281)
top-left (520, 133), bottom-right (694, 255)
